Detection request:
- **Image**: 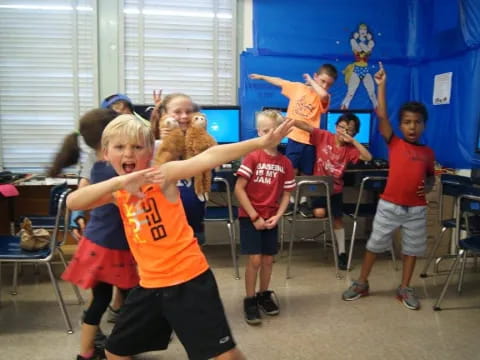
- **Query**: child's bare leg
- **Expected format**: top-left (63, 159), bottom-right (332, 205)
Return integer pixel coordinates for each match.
top-left (245, 255), bottom-right (261, 297)
top-left (259, 255), bottom-right (274, 292)
top-left (80, 323), bottom-right (98, 355)
top-left (215, 347), bottom-right (246, 360)
top-left (111, 287), bottom-right (124, 311)
top-left (358, 250), bottom-right (377, 283)
top-left (400, 255), bottom-right (416, 287)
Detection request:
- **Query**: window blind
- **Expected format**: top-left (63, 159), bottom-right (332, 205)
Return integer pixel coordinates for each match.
top-left (123, 0), bottom-right (237, 106)
top-left (0, 0), bottom-right (97, 172)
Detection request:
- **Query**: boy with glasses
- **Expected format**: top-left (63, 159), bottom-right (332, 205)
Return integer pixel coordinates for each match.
top-left (292, 113), bottom-right (372, 269)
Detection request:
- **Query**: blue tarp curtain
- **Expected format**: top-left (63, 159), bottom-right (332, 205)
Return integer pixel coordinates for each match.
top-left (239, 0), bottom-right (480, 168)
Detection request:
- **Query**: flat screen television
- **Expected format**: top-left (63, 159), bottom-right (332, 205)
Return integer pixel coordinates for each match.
top-left (325, 109), bottom-right (372, 146)
top-left (201, 105), bottom-right (240, 144)
top-left (261, 107), bottom-right (289, 144)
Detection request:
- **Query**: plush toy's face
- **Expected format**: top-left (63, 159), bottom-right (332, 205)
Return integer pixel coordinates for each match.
top-left (191, 112), bottom-right (207, 129)
top-left (160, 115), bottom-right (179, 129)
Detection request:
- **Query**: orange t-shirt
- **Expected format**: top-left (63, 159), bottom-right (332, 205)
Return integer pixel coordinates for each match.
top-left (114, 184), bottom-right (209, 288)
top-left (281, 80), bottom-right (330, 145)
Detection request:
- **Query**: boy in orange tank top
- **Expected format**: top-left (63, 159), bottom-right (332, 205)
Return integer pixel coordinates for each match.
top-left (67, 114), bottom-right (294, 360)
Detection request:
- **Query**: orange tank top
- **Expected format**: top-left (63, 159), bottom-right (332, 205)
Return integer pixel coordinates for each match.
top-left (114, 184), bottom-right (209, 288)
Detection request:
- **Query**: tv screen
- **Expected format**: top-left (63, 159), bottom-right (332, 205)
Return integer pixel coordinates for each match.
top-left (325, 109), bottom-right (372, 146)
top-left (261, 107), bottom-right (289, 144)
top-left (201, 105), bottom-right (240, 144)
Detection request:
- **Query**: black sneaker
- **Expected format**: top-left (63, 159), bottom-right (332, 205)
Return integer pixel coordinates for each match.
top-left (257, 290), bottom-right (280, 316)
top-left (76, 347), bottom-right (106, 360)
top-left (298, 203), bottom-right (314, 218)
top-left (243, 296), bottom-right (261, 325)
top-left (284, 203), bottom-right (295, 216)
top-left (338, 253), bottom-right (348, 271)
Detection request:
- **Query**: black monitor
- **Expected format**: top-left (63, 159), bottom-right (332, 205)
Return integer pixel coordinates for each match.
top-left (261, 107), bottom-right (289, 144)
top-left (325, 109), bottom-right (372, 146)
top-left (201, 105), bottom-right (241, 144)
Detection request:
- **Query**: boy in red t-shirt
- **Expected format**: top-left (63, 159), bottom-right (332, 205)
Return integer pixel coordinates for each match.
top-left (342, 63), bottom-right (435, 310)
top-left (292, 114), bottom-right (372, 270)
top-left (235, 110), bottom-right (296, 325)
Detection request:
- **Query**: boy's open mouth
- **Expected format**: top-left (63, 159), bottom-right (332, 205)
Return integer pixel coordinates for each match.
top-left (123, 163), bottom-right (136, 173)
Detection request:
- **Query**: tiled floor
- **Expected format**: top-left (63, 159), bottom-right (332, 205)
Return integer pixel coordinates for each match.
top-left (1, 243), bottom-right (479, 360)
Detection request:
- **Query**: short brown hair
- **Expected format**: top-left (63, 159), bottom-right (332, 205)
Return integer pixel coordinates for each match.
top-left (316, 64), bottom-right (338, 80)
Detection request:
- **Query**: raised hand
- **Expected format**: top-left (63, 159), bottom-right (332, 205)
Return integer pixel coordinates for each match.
top-left (303, 73), bottom-right (314, 85)
top-left (152, 89), bottom-right (163, 106)
top-left (260, 118), bottom-right (294, 148)
top-left (374, 61), bottom-right (386, 85)
top-left (119, 168), bottom-right (155, 198)
top-left (249, 73), bottom-right (261, 80)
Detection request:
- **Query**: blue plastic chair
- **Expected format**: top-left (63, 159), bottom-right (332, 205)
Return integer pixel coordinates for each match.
top-left (204, 174), bottom-right (240, 279)
top-left (433, 188), bottom-right (480, 310)
top-left (0, 189), bottom-right (83, 333)
top-left (420, 174), bottom-right (475, 277)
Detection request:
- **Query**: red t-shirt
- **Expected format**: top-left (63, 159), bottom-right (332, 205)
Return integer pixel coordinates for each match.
top-left (236, 149), bottom-right (296, 219)
top-left (381, 135), bottom-right (435, 206)
top-left (310, 128), bottom-right (360, 194)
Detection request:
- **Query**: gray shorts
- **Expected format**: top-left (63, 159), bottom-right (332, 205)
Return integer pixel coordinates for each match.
top-left (366, 199), bottom-right (427, 257)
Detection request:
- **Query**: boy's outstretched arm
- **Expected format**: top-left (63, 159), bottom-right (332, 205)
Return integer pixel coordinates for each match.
top-left (374, 62), bottom-right (393, 141)
top-left (67, 168), bottom-right (153, 210)
top-left (293, 119), bottom-right (314, 133)
top-left (249, 73), bottom-right (284, 87)
top-left (161, 119), bottom-right (295, 184)
top-left (303, 73), bottom-right (330, 101)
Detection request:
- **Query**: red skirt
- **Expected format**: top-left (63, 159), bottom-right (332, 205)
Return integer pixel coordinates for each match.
top-left (62, 237), bottom-right (139, 290)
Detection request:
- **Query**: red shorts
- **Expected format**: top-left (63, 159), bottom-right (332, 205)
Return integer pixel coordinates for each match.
top-left (62, 237), bottom-right (139, 290)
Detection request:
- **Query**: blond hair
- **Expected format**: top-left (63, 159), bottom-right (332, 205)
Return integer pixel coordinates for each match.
top-left (256, 109), bottom-right (285, 129)
top-left (101, 114), bottom-right (154, 152)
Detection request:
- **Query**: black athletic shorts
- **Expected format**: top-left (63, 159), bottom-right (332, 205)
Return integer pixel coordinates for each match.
top-left (106, 269), bottom-right (236, 359)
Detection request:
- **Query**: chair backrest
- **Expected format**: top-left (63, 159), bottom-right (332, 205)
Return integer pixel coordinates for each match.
top-left (47, 188), bottom-right (72, 256)
top-left (352, 175), bottom-right (387, 216)
top-left (441, 174), bottom-right (472, 197)
top-left (294, 176), bottom-right (333, 199)
top-left (48, 182), bottom-right (70, 216)
top-left (206, 175), bottom-right (237, 222)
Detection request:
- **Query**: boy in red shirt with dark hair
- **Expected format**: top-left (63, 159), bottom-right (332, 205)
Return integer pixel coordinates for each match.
top-left (342, 63), bottom-right (435, 310)
top-left (235, 110), bottom-right (296, 325)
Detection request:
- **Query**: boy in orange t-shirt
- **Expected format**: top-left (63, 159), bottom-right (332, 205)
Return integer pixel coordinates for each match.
top-left (249, 64), bottom-right (337, 216)
top-left (67, 114), bottom-right (294, 360)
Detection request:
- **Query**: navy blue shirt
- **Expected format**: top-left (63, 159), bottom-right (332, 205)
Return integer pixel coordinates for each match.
top-left (178, 178), bottom-right (206, 234)
top-left (84, 162), bottom-right (129, 250)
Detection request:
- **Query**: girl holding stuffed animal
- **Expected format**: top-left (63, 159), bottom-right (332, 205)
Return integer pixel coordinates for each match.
top-left (49, 108), bottom-right (139, 360)
top-left (150, 92), bottom-right (209, 245)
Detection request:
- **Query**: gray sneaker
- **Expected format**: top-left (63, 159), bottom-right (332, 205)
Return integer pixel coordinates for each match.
top-left (396, 286), bottom-right (420, 310)
top-left (342, 280), bottom-right (369, 301)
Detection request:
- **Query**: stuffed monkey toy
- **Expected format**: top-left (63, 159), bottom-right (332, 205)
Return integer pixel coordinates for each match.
top-left (185, 112), bottom-right (217, 201)
top-left (153, 115), bottom-right (186, 165)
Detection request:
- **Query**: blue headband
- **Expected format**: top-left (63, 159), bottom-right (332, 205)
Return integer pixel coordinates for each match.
top-left (100, 94), bottom-right (132, 109)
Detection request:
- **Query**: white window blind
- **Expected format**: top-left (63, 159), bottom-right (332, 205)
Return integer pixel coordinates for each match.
top-left (0, 0), bottom-right (97, 172)
top-left (123, 0), bottom-right (237, 105)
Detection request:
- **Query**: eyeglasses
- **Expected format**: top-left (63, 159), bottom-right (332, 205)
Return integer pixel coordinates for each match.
top-left (336, 124), bottom-right (355, 136)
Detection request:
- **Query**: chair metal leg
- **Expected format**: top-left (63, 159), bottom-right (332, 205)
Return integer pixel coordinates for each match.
top-left (45, 262), bottom-right (73, 334)
top-left (420, 226), bottom-right (447, 277)
top-left (10, 262), bottom-right (18, 295)
top-left (433, 250), bottom-right (463, 311)
top-left (457, 250), bottom-right (468, 294)
top-left (226, 222), bottom-right (240, 280)
top-left (279, 216), bottom-right (285, 256)
top-left (286, 218), bottom-right (295, 279)
top-left (57, 248), bottom-right (84, 304)
top-left (347, 219), bottom-right (357, 271)
top-left (0, 261), bottom-right (2, 305)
